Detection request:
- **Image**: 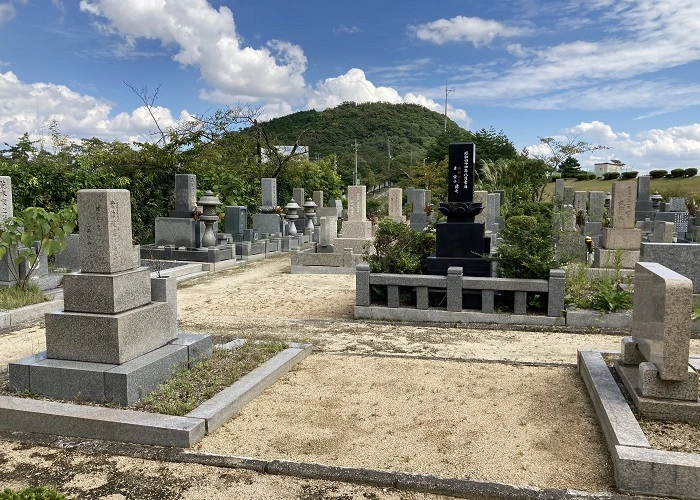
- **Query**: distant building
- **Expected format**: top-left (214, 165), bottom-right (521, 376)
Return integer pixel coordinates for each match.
top-left (594, 162), bottom-right (623, 177)
top-left (261, 145), bottom-right (309, 163)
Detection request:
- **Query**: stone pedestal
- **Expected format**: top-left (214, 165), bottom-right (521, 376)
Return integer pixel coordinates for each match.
top-left (426, 222), bottom-right (491, 276)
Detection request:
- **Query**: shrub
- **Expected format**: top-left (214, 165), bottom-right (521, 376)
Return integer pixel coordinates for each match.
top-left (588, 173), bottom-right (596, 180)
top-left (550, 172), bottom-right (562, 181)
top-left (364, 219), bottom-right (436, 274)
top-left (620, 171), bottom-right (638, 180)
top-left (494, 210), bottom-right (556, 280)
top-left (564, 252), bottom-right (632, 313)
top-left (670, 168), bottom-right (685, 178)
top-left (575, 173), bottom-right (589, 180)
top-left (649, 169), bottom-right (667, 179)
top-left (684, 168), bottom-right (698, 177)
top-left (602, 172), bottom-right (620, 180)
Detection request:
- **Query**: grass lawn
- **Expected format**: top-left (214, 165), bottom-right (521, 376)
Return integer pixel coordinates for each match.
top-left (542, 175), bottom-right (700, 201)
top-left (0, 284), bottom-right (48, 310)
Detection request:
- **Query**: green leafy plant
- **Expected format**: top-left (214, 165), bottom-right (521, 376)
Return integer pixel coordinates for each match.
top-left (564, 252), bottom-right (633, 313)
top-left (0, 282), bottom-right (47, 310)
top-left (649, 169), bottom-right (668, 179)
top-left (0, 487), bottom-right (65, 500)
top-left (364, 219), bottom-right (436, 274)
top-left (0, 205), bottom-right (77, 290)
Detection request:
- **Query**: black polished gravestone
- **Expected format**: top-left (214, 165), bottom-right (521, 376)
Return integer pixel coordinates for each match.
top-left (426, 142), bottom-right (491, 276)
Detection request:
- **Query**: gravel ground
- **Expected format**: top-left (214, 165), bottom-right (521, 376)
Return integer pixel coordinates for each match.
top-left (0, 254), bottom-right (698, 498)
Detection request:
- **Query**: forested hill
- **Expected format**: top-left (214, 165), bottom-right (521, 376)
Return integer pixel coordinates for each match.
top-left (246, 102), bottom-right (467, 187)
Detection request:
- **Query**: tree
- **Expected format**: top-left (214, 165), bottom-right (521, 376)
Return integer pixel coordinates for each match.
top-left (558, 156), bottom-right (583, 178)
top-left (477, 153), bottom-right (550, 207)
top-left (533, 135), bottom-right (609, 200)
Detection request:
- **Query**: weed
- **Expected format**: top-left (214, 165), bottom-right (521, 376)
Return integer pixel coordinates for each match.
top-left (0, 283), bottom-right (47, 310)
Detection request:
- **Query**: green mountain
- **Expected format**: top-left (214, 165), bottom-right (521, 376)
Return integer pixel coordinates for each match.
top-left (247, 101), bottom-right (466, 187)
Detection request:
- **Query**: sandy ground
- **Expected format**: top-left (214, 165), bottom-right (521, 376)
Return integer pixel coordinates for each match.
top-left (1, 254), bottom-right (699, 498)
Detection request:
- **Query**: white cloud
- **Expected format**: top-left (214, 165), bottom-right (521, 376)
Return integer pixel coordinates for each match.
top-left (0, 3), bottom-right (15, 25)
top-left (0, 70), bottom-right (190, 146)
top-left (527, 121), bottom-right (700, 173)
top-left (411, 16), bottom-right (531, 46)
top-left (307, 68), bottom-right (402, 109)
top-left (80, 0), bottom-right (308, 102)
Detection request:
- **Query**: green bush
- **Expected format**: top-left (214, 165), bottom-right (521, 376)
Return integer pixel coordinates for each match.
top-left (364, 219), bottom-right (436, 274)
top-left (620, 171), bottom-right (638, 180)
top-left (649, 169), bottom-right (667, 179)
top-left (684, 168), bottom-right (698, 177)
top-left (575, 173), bottom-right (588, 180)
top-left (564, 254), bottom-right (633, 313)
top-left (494, 206), bottom-right (556, 280)
top-left (587, 173), bottom-right (596, 180)
top-left (549, 172), bottom-right (561, 181)
top-left (602, 172), bottom-right (620, 180)
top-left (0, 487), bottom-right (65, 500)
top-left (670, 168), bottom-right (685, 178)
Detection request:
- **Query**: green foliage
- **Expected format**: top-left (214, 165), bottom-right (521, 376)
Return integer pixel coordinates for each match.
top-left (603, 172), bottom-right (620, 180)
top-left (135, 341), bottom-right (286, 415)
top-left (0, 282), bottom-right (47, 310)
top-left (575, 173), bottom-right (589, 180)
top-left (550, 172), bottom-right (562, 181)
top-left (0, 487), bottom-right (65, 500)
top-left (364, 219), bottom-right (436, 274)
top-left (649, 169), bottom-right (668, 179)
top-left (565, 254), bottom-right (633, 313)
top-left (0, 205), bottom-right (77, 289)
top-left (494, 207), bottom-right (556, 279)
top-left (685, 168), bottom-right (698, 177)
top-left (477, 155), bottom-right (550, 207)
top-left (588, 173), bottom-right (597, 180)
top-left (559, 156), bottom-right (583, 178)
top-left (670, 168), bottom-right (685, 178)
top-left (621, 171), bottom-right (638, 180)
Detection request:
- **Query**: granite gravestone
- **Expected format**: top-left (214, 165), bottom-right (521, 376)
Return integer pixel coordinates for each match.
top-left (387, 187), bottom-right (405, 223)
top-left (252, 178), bottom-right (283, 236)
top-left (340, 185), bottom-right (372, 239)
top-left (154, 174), bottom-right (203, 248)
top-left (426, 143), bottom-right (490, 276)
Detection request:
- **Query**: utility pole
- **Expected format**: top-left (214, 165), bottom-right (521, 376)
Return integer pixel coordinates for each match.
top-left (444, 86), bottom-right (455, 131)
top-left (354, 139), bottom-right (359, 185)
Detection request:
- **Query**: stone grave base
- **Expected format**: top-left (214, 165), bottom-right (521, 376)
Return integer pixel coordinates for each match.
top-left (140, 244), bottom-right (234, 263)
top-left (332, 237), bottom-right (373, 255)
top-left (0, 342), bottom-right (311, 448)
top-left (426, 256), bottom-right (491, 277)
top-left (614, 358), bottom-right (700, 423)
top-left (8, 333), bottom-right (212, 406)
top-left (578, 349), bottom-right (700, 499)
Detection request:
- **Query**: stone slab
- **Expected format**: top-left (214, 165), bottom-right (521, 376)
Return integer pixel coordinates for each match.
top-left (251, 213), bottom-right (283, 236)
top-left (45, 301), bottom-right (177, 364)
top-left (633, 262), bottom-right (693, 381)
top-left (155, 217), bottom-right (203, 249)
top-left (0, 395), bottom-right (204, 447)
top-left (186, 345), bottom-right (312, 432)
top-left (640, 242), bottom-right (700, 293)
top-left (565, 308), bottom-right (633, 329)
top-left (611, 180), bottom-right (637, 229)
top-left (30, 358), bottom-right (117, 402)
top-left (353, 306), bottom-right (565, 326)
top-left (55, 233), bottom-right (81, 271)
top-left (171, 332), bottom-right (214, 366)
top-left (340, 220), bottom-right (372, 239)
top-left (592, 248), bottom-right (639, 269)
top-left (104, 344), bottom-right (189, 405)
top-left (6, 351), bottom-right (47, 392)
top-left (600, 227), bottom-right (641, 250)
top-left (62, 267), bottom-right (151, 314)
top-left (638, 361), bottom-right (698, 401)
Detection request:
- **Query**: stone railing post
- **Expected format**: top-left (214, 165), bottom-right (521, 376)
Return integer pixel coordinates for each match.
top-left (547, 268), bottom-right (566, 317)
top-left (447, 266), bottom-right (463, 312)
top-left (356, 263), bottom-right (371, 306)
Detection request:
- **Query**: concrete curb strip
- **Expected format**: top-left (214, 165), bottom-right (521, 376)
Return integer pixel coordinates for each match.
top-left (578, 349), bottom-right (700, 499)
top-left (0, 344), bottom-right (311, 447)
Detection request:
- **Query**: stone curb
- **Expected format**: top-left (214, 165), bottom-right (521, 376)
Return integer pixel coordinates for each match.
top-left (565, 310), bottom-right (632, 330)
top-left (0, 296), bottom-right (64, 330)
top-left (0, 344), bottom-right (311, 448)
top-left (578, 349), bottom-right (700, 499)
top-left (354, 306), bottom-right (566, 326)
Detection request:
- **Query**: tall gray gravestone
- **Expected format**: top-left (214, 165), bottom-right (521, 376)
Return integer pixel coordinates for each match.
top-left (155, 173), bottom-right (203, 248)
top-left (252, 178), bottom-right (283, 236)
top-left (0, 176), bottom-right (12, 222)
top-left (594, 180), bottom-right (641, 269)
top-left (340, 185), bottom-right (372, 239)
top-left (410, 189), bottom-right (429, 231)
top-left (387, 187), bottom-right (405, 223)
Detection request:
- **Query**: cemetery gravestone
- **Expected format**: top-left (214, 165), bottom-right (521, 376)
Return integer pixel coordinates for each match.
top-left (594, 180), bottom-right (641, 269)
top-left (387, 187), bottom-right (405, 223)
top-left (427, 143), bottom-right (490, 276)
top-left (155, 174), bottom-right (203, 248)
top-left (473, 190), bottom-right (487, 225)
top-left (253, 178), bottom-right (283, 236)
top-left (340, 185), bottom-right (372, 239)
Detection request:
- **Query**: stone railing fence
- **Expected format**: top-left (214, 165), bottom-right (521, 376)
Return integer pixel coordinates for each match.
top-left (354, 263), bottom-right (565, 326)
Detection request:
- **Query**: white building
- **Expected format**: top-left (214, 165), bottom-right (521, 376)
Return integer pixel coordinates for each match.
top-left (594, 162), bottom-right (623, 177)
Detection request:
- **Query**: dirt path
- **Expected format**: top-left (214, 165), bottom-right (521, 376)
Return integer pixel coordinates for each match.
top-left (1, 254), bottom-right (697, 498)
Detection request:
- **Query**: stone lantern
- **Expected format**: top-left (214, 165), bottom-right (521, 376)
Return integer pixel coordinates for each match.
top-left (303, 197), bottom-right (318, 233)
top-left (604, 192), bottom-right (612, 209)
top-left (651, 191), bottom-right (663, 210)
top-left (197, 190), bottom-right (221, 247)
top-left (284, 198), bottom-right (301, 236)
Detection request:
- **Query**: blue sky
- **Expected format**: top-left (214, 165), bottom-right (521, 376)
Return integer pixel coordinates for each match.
top-left (1, 0), bottom-right (699, 173)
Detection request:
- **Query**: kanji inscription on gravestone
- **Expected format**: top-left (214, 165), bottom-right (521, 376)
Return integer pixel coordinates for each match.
top-left (448, 142), bottom-right (475, 203)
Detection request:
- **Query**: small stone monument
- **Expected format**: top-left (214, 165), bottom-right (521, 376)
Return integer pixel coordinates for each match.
top-left (387, 187), bottom-right (405, 223)
top-left (426, 143), bottom-right (490, 276)
top-left (339, 185), bottom-right (372, 239)
top-left (615, 262), bottom-right (699, 422)
top-left (154, 174), bottom-right (203, 248)
top-left (8, 189), bottom-right (212, 405)
top-left (409, 189), bottom-right (430, 231)
top-left (593, 180), bottom-right (641, 269)
top-left (252, 178), bottom-right (283, 237)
